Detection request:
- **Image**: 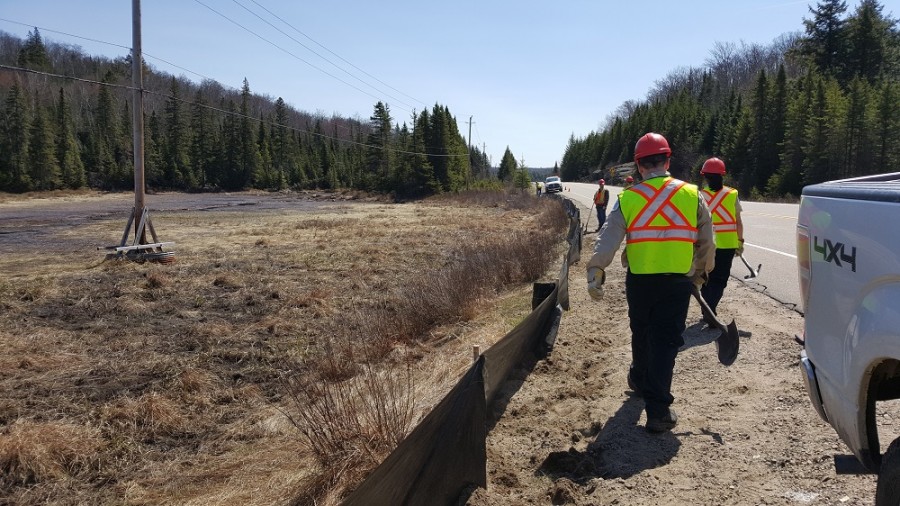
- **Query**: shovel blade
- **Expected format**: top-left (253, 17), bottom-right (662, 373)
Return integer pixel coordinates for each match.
top-left (715, 320), bottom-right (740, 366)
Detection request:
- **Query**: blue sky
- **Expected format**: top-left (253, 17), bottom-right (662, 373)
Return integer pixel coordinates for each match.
top-left (1, 0), bottom-right (843, 168)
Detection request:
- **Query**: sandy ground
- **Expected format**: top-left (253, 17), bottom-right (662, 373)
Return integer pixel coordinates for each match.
top-left (467, 225), bottom-right (885, 505)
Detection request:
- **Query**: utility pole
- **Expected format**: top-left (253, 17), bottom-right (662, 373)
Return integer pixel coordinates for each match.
top-left (101, 0), bottom-right (174, 262)
top-left (131, 0), bottom-right (145, 243)
top-left (466, 115), bottom-right (473, 189)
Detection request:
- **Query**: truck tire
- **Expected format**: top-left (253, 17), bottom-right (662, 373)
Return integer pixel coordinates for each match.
top-left (877, 437), bottom-right (900, 506)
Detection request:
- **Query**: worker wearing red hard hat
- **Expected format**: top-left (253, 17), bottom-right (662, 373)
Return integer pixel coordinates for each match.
top-left (699, 157), bottom-right (744, 320)
top-left (586, 132), bottom-right (716, 433)
top-left (624, 175), bottom-right (635, 189)
top-left (592, 179), bottom-right (609, 232)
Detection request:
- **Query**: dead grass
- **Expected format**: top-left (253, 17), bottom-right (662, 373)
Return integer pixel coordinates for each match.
top-left (0, 421), bottom-right (105, 488)
top-left (0, 189), bottom-right (568, 505)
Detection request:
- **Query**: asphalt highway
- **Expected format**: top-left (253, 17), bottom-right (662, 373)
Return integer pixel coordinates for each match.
top-left (560, 181), bottom-right (802, 312)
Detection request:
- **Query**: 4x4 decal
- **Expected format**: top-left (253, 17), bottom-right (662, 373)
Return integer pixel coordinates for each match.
top-left (814, 236), bottom-right (857, 272)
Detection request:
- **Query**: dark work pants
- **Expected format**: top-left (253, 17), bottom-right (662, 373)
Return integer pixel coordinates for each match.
top-left (701, 248), bottom-right (737, 314)
top-left (596, 206), bottom-right (607, 230)
top-left (626, 272), bottom-right (692, 419)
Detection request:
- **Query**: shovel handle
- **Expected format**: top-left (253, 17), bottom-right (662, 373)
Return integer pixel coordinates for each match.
top-left (739, 253), bottom-right (760, 278)
top-left (690, 285), bottom-right (726, 332)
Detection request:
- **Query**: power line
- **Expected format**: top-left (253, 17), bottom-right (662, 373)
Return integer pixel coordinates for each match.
top-left (0, 18), bottom-right (238, 92)
top-left (0, 63), bottom-right (466, 158)
top-left (0, 17), bottom-right (131, 51)
top-left (229, 0), bottom-right (416, 111)
top-left (246, 0), bottom-right (428, 109)
top-left (192, 0), bottom-right (413, 115)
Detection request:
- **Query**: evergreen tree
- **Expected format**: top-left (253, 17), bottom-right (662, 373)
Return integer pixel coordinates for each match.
top-left (272, 97), bottom-right (293, 188)
top-left (765, 64), bottom-right (789, 193)
top-left (114, 101), bottom-right (134, 189)
top-left (513, 157), bottom-right (532, 190)
top-left (407, 110), bottom-right (436, 196)
top-left (1, 84), bottom-right (32, 192)
top-left (426, 104), bottom-right (450, 190)
top-left (801, 0), bottom-right (848, 77)
top-left (723, 108), bottom-right (753, 193)
top-left (844, 76), bottom-right (874, 176)
top-left (873, 81), bottom-right (900, 170)
top-left (145, 110), bottom-right (165, 188)
top-left (27, 99), bottom-right (60, 190)
top-left (189, 89), bottom-right (214, 188)
top-left (219, 98), bottom-right (243, 190)
top-left (747, 70), bottom-right (770, 192)
top-left (498, 147), bottom-right (517, 181)
top-left (55, 88), bottom-right (85, 189)
top-left (844, 0), bottom-right (898, 83)
top-left (164, 77), bottom-right (192, 188)
top-left (17, 28), bottom-right (50, 70)
top-left (238, 78), bottom-right (260, 189)
top-left (803, 78), bottom-right (835, 184)
top-left (365, 101), bottom-right (393, 190)
top-left (773, 71), bottom-right (815, 196)
top-left (92, 71), bottom-right (119, 189)
top-left (256, 114), bottom-right (274, 188)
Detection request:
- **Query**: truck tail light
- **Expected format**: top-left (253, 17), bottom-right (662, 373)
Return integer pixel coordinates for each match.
top-left (797, 224), bottom-right (811, 313)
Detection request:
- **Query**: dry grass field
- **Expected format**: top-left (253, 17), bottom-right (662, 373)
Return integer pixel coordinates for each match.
top-left (0, 189), bottom-right (569, 505)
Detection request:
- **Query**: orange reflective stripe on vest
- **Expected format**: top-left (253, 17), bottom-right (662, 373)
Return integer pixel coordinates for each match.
top-left (627, 179), bottom-right (698, 243)
top-left (620, 177), bottom-right (699, 274)
top-left (701, 187), bottom-right (740, 249)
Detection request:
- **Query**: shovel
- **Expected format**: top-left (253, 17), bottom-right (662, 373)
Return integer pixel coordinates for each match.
top-left (582, 200), bottom-right (595, 235)
top-left (739, 253), bottom-right (762, 279)
top-left (691, 285), bottom-right (739, 366)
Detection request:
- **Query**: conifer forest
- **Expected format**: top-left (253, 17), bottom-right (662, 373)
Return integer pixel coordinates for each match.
top-left (1, 28), bottom-right (494, 197)
top-left (561, 0), bottom-right (899, 197)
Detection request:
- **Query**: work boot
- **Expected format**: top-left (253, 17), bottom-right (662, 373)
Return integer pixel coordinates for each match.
top-left (646, 409), bottom-right (678, 433)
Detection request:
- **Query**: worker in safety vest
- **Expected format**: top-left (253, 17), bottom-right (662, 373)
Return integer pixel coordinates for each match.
top-left (586, 132), bottom-right (715, 433)
top-left (536, 180), bottom-right (543, 196)
top-left (624, 175), bottom-right (635, 189)
top-left (593, 179), bottom-right (610, 231)
top-left (698, 157), bottom-right (744, 320)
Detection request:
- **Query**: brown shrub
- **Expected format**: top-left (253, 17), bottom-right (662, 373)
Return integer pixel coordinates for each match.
top-left (284, 360), bottom-right (416, 495)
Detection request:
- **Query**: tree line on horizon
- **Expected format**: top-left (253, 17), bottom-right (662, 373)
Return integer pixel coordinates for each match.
top-left (561, 0), bottom-right (900, 198)
top-left (0, 28), bottom-right (499, 197)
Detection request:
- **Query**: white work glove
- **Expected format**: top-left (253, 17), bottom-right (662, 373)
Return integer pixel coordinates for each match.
top-left (691, 271), bottom-right (709, 289)
top-left (587, 267), bottom-right (606, 301)
top-left (735, 240), bottom-right (745, 257)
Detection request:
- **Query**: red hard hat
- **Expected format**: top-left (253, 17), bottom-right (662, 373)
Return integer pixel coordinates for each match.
top-left (626, 176), bottom-right (634, 183)
top-left (634, 132), bottom-right (671, 162)
top-left (701, 157), bottom-right (726, 175)
top-left (598, 179), bottom-right (605, 185)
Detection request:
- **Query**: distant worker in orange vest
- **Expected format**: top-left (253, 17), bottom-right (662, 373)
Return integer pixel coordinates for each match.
top-left (698, 157), bottom-right (745, 321)
top-left (586, 132), bottom-right (715, 433)
top-left (593, 179), bottom-right (610, 231)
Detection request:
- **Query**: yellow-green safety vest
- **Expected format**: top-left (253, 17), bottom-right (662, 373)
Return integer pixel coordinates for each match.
top-left (620, 176), bottom-right (699, 275)
top-left (701, 186), bottom-right (740, 249)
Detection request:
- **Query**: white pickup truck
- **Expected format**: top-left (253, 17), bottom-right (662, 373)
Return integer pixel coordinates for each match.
top-left (797, 172), bottom-right (900, 504)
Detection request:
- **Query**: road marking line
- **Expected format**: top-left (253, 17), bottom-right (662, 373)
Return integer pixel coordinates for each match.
top-left (746, 242), bottom-right (797, 259)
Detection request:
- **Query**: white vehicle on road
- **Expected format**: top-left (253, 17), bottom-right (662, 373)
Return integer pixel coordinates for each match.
top-left (797, 172), bottom-right (900, 505)
top-left (544, 176), bottom-right (562, 193)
